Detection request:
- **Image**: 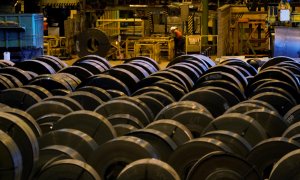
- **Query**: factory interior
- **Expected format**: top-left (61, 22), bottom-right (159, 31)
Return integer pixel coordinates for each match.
top-left (1, 0), bottom-right (300, 180)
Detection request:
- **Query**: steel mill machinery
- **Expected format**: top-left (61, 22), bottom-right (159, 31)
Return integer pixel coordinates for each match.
top-left (245, 0), bottom-right (300, 58)
top-left (41, 0), bottom-right (249, 61)
top-left (0, 0), bottom-right (43, 61)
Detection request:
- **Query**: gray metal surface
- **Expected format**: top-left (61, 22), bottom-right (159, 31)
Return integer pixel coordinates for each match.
top-left (274, 27), bottom-right (300, 58)
top-left (168, 137), bottom-right (232, 180)
top-left (247, 137), bottom-right (300, 178)
top-left (0, 130), bottom-right (22, 180)
top-left (118, 159), bottom-right (180, 180)
top-left (53, 110), bottom-right (117, 146)
top-left (39, 129), bottom-right (99, 161)
top-left (88, 136), bottom-right (159, 179)
top-left (146, 119), bottom-right (193, 146)
top-left (35, 159), bottom-right (101, 180)
top-left (77, 28), bottom-right (111, 58)
top-left (269, 149), bottom-right (300, 180)
top-left (187, 151), bottom-right (261, 180)
top-left (126, 129), bottom-right (177, 161)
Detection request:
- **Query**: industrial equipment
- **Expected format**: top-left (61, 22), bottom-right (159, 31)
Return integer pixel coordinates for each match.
top-left (0, 0), bottom-right (43, 60)
top-left (4, 0), bottom-right (289, 60)
top-left (0, 9), bottom-right (43, 61)
top-left (43, 36), bottom-right (67, 57)
top-left (245, 1), bottom-right (300, 27)
top-left (274, 27), bottom-right (300, 57)
top-left (215, 1), bottom-right (300, 58)
top-left (259, 0), bottom-right (300, 57)
top-left (0, 0), bottom-right (225, 60)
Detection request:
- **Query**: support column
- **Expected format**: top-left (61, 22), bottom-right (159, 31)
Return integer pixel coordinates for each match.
top-left (202, 0), bottom-right (209, 48)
